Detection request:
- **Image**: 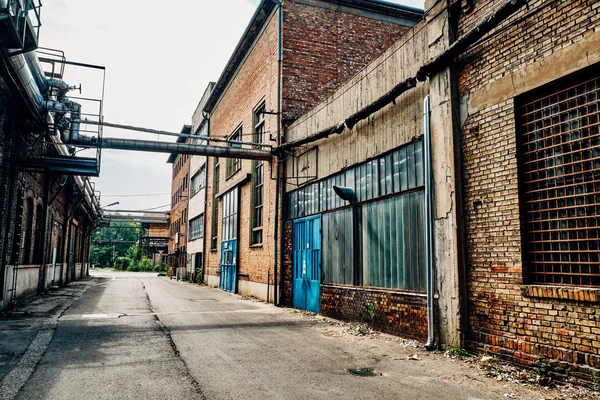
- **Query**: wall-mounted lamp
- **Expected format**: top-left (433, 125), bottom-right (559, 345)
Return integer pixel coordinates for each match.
top-left (333, 186), bottom-right (356, 204)
top-left (101, 201), bottom-right (120, 209)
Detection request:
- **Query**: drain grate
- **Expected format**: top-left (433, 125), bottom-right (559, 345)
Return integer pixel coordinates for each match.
top-left (347, 368), bottom-right (378, 377)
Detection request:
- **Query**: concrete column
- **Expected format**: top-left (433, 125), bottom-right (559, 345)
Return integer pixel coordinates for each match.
top-left (426, 0), bottom-right (463, 347)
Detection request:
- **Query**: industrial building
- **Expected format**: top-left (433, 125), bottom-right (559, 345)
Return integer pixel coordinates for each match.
top-left (0, 1), bottom-right (102, 310)
top-left (199, 0), bottom-right (423, 302)
top-left (185, 83), bottom-right (215, 283)
top-left (280, 0), bottom-right (600, 385)
top-left (167, 126), bottom-right (192, 280)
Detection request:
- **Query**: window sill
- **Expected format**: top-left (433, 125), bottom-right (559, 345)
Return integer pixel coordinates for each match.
top-left (249, 244), bottom-right (263, 249)
top-left (521, 285), bottom-right (600, 303)
top-left (210, 249), bottom-right (218, 253)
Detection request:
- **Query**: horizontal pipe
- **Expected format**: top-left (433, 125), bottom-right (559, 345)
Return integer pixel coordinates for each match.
top-left (277, 122), bottom-right (345, 153)
top-left (105, 210), bottom-right (169, 215)
top-left (73, 137), bottom-right (273, 161)
top-left (345, 77), bottom-right (417, 130)
top-left (77, 119), bottom-right (271, 148)
top-left (416, 0), bottom-right (527, 81)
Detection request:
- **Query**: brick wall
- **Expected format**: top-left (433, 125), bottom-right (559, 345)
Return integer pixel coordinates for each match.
top-left (281, 0), bottom-right (410, 125)
top-left (458, 0), bottom-right (600, 381)
top-left (281, 221), bottom-right (293, 307)
top-left (169, 153), bottom-right (190, 275)
top-left (0, 74), bottom-right (17, 299)
top-left (321, 285), bottom-right (430, 341)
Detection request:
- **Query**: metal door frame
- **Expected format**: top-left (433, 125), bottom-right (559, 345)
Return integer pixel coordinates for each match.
top-left (292, 215), bottom-right (321, 313)
top-left (219, 187), bottom-right (239, 293)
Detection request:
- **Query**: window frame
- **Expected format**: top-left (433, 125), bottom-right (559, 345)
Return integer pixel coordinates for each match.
top-left (250, 103), bottom-right (266, 246)
top-left (226, 126), bottom-right (242, 179)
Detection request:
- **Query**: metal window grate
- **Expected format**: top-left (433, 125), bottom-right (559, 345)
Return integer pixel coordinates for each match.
top-left (518, 71), bottom-right (600, 287)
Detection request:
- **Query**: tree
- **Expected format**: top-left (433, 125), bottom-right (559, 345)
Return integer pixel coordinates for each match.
top-left (90, 221), bottom-right (140, 268)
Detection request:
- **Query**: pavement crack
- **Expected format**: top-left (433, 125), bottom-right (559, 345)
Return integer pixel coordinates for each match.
top-left (136, 278), bottom-right (207, 399)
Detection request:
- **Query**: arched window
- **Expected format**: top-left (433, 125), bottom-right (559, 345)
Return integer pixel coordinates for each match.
top-left (22, 198), bottom-right (34, 265)
top-left (33, 204), bottom-right (44, 264)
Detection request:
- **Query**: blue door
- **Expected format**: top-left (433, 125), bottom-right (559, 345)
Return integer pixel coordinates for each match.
top-left (220, 240), bottom-right (237, 293)
top-left (220, 188), bottom-right (238, 293)
top-left (292, 216), bottom-right (321, 313)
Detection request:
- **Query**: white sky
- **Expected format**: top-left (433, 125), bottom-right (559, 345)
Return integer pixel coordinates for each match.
top-left (41, 0), bottom-right (424, 211)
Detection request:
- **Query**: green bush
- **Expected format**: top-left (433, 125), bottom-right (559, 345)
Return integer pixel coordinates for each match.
top-left (126, 257), bottom-right (160, 272)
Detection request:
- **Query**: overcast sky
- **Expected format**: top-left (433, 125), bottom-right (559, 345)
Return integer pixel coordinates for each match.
top-left (41, 0), bottom-right (424, 212)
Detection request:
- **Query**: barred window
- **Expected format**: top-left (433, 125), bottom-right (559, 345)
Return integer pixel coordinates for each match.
top-left (518, 68), bottom-right (600, 287)
top-left (251, 103), bottom-right (265, 245)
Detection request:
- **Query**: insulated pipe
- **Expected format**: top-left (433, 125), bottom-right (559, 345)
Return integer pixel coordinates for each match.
top-left (9, 52), bottom-right (45, 109)
top-left (75, 119), bottom-right (272, 148)
top-left (25, 52), bottom-right (72, 97)
top-left (25, 51), bottom-right (47, 90)
top-left (72, 137), bottom-right (273, 161)
top-left (424, 95), bottom-right (435, 351)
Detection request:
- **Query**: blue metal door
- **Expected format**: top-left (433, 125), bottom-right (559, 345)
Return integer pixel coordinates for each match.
top-left (220, 240), bottom-right (237, 293)
top-left (220, 188), bottom-right (238, 293)
top-left (292, 215), bottom-right (321, 313)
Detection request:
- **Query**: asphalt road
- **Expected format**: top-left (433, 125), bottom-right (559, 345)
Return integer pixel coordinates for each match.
top-left (3, 271), bottom-right (578, 400)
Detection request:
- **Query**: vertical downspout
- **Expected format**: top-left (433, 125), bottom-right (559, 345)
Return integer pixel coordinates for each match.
top-left (202, 115), bottom-right (210, 284)
top-left (272, 0), bottom-right (283, 306)
top-left (37, 174), bottom-right (51, 294)
top-left (424, 95), bottom-right (435, 351)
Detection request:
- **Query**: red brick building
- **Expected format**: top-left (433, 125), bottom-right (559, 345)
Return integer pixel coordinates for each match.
top-left (167, 126), bottom-right (192, 279)
top-left (201, 0), bottom-right (422, 301)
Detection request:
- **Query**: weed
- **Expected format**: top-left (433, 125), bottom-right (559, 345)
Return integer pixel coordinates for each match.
top-left (443, 346), bottom-right (472, 359)
top-left (593, 370), bottom-right (600, 394)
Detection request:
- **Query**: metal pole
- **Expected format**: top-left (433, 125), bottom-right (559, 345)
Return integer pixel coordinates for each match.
top-left (424, 95), bottom-right (435, 351)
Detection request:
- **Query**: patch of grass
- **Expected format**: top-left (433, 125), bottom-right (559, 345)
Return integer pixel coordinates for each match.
top-left (443, 346), bottom-right (472, 359)
top-left (593, 370), bottom-right (600, 394)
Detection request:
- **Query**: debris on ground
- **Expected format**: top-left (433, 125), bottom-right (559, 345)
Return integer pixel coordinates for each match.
top-left (471, 353), bottom-right (600, 399)
top-left (407, 355), bottom-right (422, 361)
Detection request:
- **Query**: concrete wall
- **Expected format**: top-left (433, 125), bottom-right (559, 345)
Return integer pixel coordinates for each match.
top-left (459, 0), bottom-right (600, 381)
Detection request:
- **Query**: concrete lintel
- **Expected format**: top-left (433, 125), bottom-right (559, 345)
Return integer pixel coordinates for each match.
top-left (468, 29), bottom-right (600, 113)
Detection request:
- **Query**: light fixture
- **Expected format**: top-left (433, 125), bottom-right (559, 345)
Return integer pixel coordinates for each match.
top-left (333, 186), bottom-right (356, 203)
top-left (101, 201), bottom-right (120, 209)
